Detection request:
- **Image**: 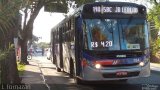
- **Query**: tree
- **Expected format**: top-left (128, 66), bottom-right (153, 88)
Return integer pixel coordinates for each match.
top-left (28, 35), bottom-right (40, 48)
top-left (0, 0), bottom-right (21, 50)
top-left (19, 0), bottom-right (45, 64)
top-left (147, 0), bottom-right (160, 56)
top-left (19, 0), bottom-right (94, 64)
top-left (0, 0), bottom-right (22, 83)
top-left (37, 42), bottom-right (50, 49)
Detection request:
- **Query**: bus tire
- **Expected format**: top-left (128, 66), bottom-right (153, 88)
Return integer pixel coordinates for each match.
top-left (69, 59), bottom-right (74, 78)
top-left (74, 77), bottom-right (83, 85)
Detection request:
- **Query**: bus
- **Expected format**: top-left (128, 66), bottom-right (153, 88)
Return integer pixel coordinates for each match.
top-left (50, 1), bottom-right (150, 84)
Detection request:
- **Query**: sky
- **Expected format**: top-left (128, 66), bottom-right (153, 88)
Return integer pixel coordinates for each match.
top-left (33, 0), bottom-right (151, 43)
top-left (33, 7), bottom-right (65, 43)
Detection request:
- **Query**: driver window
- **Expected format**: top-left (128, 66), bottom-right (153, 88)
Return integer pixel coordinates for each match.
top-left (91, 26), bottom-right (106, 41)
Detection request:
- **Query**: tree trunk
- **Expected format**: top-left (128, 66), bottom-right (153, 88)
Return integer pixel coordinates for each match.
top-left (8, 26), bottom-right (21, 83)
top-left (19, 0), bottom-right (44, 64)
top-left (8, 50), bottom-right (21, 83)
top-left (20, 39), bottom-right (29, 65)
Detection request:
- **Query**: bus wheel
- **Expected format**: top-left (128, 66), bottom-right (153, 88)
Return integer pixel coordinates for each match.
top-left (56, 67), bottom-right (61, 72)
top-left (69, 59), bottom-right (74, 78)
top-left (69, 71), bottom-right (74, 78)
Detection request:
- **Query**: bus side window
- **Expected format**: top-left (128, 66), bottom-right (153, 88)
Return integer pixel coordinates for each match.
top-left (71, 18), bottom-right (75, 42)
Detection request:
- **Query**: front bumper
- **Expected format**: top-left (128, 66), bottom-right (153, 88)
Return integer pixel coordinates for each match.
top-left (81, 62), bottom-right (150, 81)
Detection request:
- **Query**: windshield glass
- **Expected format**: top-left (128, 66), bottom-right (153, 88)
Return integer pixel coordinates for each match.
top-left (83, 18), bottom-right (149, 51)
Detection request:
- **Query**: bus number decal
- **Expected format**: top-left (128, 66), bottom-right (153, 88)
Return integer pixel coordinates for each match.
top-left (93, 6), bottom-right (138, 14)
top-left (91, 41), bottom-right (112, 48)
top-left (91, 42), bottom-right (98, 48)
top-left (101, 41), bottom-right (112, 47)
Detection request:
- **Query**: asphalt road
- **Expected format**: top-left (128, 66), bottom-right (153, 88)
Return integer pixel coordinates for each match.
top-left (32, 56), bottom-right (160, 90)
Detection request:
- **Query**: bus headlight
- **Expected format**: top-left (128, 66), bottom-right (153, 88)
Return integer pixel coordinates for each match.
top-left (139, 57), bottom-right (149, 67)
top-left (81, 59), bottom-right (102, 69)
top-left (95, 63), bottom-right (101, 69)
top-left (139, 62), bottom-right (144, 66)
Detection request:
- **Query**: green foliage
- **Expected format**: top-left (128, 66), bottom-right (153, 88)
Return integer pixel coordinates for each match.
top-left (0, 0), bottom-right (21, 50)
top-left (147, 2), bottom-right (160, 55)
top-left (37, 42), bottom-right (50, 48)
top-left (44, 0), bottom-right (68, 13)
top-left (74, 0), bottom-right (95, 6)
top-left (0, 44), bottom-right (15, 61)
top-left (0, 0), bottom-right (21, 31)
top-left (0, 49), bottom-right (10, 84)
top-left (44, 0), bottom-right (95, 12)
top-left (150, 38), bottom-right (160, 55)
top-left (0, 51), bottom-right (8, 61)
top-left (148, 5), bottom-right (160, 27)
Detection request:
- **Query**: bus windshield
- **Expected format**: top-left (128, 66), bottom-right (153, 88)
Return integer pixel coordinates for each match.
top-left (83, 18), bottom-right (149, 51)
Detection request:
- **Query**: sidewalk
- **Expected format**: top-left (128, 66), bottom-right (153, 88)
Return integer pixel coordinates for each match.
top-left (21, 59), bottom-right (49, 90)
top-left (150, 63), bottom-right (160, 72)
top-left (21, 60), bottom-right (44, 84)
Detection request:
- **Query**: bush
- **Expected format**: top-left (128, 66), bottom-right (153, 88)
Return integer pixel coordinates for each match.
top-left (150, 38), bottom-right (160, 55)
top-left (150, 38), bottom-right (160, 63)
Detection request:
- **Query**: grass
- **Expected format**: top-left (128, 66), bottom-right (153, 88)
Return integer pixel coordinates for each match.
top-left (17, 62), bottom-right (25, 76)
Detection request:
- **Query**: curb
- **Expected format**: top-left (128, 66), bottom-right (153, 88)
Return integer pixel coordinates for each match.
top-left (150, 63), bottom-right (160, 72)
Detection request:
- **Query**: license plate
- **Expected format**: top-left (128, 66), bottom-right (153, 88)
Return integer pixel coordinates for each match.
top-left (116, 71), bottom-right (128, 76)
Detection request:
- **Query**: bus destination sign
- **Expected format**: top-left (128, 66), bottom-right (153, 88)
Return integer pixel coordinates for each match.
top-left (93, 5), bottom-right (138, 14)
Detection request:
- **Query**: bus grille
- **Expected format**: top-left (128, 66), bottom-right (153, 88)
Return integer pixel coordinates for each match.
top-left (92, 51), bottom-right (144, 59)
top-left (102, 63), bottom-right (139, 67)
top-left (97, 53), bottom-right (143, 59)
